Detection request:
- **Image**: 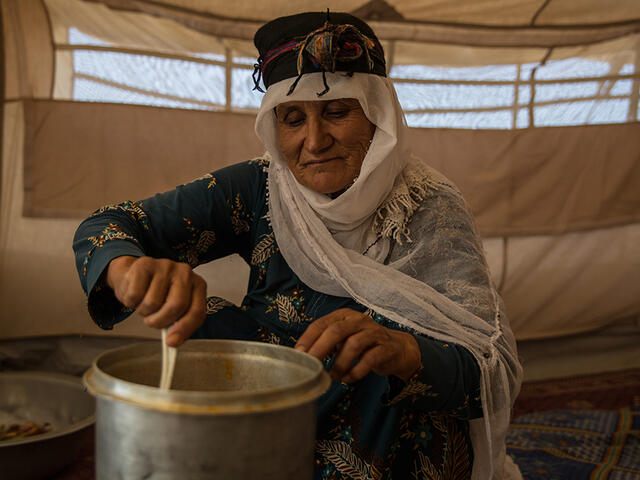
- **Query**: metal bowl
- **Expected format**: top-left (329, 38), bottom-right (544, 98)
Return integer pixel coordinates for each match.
top-left (0, 371), bottom-right (95, 480)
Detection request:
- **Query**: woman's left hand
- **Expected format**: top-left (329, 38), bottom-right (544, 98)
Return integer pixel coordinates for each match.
top-left (295, 308), bottom-right (421, 383)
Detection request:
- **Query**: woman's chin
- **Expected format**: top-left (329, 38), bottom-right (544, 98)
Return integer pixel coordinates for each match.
top-left (312, 182), bottom-right (351, 196)
top-left (300, 175), bottom-right (351, 196)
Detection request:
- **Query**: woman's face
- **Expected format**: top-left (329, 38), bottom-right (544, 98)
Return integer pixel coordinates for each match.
top-left (275, 98), bottom-right (376, 196)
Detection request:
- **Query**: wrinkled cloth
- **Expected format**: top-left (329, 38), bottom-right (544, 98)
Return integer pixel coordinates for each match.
top-left (73, 159), bottom-right (493, 479)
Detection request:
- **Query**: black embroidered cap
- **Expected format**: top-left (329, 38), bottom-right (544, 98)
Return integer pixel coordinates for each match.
top-left (253, 11), bottom-right (386, 95)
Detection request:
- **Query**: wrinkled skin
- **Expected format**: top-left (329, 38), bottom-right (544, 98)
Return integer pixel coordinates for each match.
top-left (105, 98), bottom-right (420, 382)
top-left (106, 256), bottom-right (206, 346)
top-left (274, 98), bottom-right (375, 196)
top-left (295, 308), bottom-right (420, 382)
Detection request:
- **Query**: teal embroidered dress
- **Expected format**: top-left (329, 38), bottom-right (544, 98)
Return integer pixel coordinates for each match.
top-left (74, 158), bottom-right (486, 479)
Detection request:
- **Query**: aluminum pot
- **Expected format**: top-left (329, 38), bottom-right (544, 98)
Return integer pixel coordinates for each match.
top-left (83, 339), bottom-right (330, 480)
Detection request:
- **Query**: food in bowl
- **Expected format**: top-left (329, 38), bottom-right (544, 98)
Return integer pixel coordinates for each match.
top-left (0, 421), bottom-right (52, 441)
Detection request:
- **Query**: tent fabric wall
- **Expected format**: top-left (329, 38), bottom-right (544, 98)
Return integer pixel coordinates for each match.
top-left (22, 100), bottom-right (262, 218)
top-left (22, 100), bottom-right (640, 237)
top-left (45, 0), bottom-right (640, 66)
top-left (2, 0), bottom-right (640, 342)
top-left (3, 0), bottom-right (53, 100)
top-left (411, 124), bottom-right (640, 236)
top-left (88, 0), bottom-right (640, 47)
top-left (6, 99), bottom-right (640, 340)
top-left (4, 98), bottom-right (639, 340)
top-left (86, 0), bottom-right (640, 26)
top-left (489, 224), bottom-right (640, 339)
top-left (47, 0), bottom-right (230, 57)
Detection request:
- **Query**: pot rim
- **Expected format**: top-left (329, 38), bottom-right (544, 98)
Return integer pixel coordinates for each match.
top-left (83, 339), bottom-right (331, 415)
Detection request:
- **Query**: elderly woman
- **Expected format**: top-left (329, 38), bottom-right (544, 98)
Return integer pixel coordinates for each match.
top-left (73, 11), bottom-right (522, 480)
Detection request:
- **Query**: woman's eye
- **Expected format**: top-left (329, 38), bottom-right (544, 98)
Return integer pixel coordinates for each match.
top-left (284, 114), bottom-right (304, 126)
top-left (326, 109), bottom-right (349, 118)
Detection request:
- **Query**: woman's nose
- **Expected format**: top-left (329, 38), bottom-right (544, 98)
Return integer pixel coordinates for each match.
top-left (304, 118), bottom-right (333, 153)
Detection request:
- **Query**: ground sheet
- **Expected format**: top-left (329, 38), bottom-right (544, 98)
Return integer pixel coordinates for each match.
top-left (507, 369), bottom-right (640, 480)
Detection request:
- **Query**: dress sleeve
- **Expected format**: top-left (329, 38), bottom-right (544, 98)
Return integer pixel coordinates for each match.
top-left (72, 160), bottom-right (267, 329)
top-left (375, 183), bottom-right (497, 418)
top-left (383, 333), bottom-right (483, 419)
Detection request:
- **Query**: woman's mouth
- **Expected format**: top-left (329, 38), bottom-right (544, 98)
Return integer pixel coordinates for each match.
top-left (302, 157), bottom-right (340, 166)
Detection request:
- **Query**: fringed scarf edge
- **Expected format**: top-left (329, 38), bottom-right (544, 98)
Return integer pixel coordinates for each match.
top-left (373, 162), bottom-right (435, 244)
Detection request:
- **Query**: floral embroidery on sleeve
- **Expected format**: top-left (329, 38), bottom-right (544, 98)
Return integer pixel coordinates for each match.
top-left (386, 368), bottom-right (439, 406)
top-left (275, 294), bottom-right (304, 324)
top-left (250, 232), bottom-right (279, 284)
top-left (414, 415), bottom-right (471, 479)
top-left (258, 326), bottom-right (281, 345)
top-left (316, 440), bottom-right (375, 480)
top-left (171, 217), bottom-right (216, 267)
top-left (248, 156), bottom-right (270, 173)
top-left (230, 193), bottom-right (252, 235)
top-left (399, 412), bottom-right (432, 448)
top-left (205, 296), bottom-right (233, 314)
top-left (392, 411), bottom-right (473, 479)
top-left (251, 232), bottom-right (277, 265)
top-left (192, 173), bottom-right (216, 189)
top-left (83, 223), bottom-right (140, 276)
top-left (90, 201), bottom-right (149, 229)
top-left (265, 287), bottom-right (312, 325)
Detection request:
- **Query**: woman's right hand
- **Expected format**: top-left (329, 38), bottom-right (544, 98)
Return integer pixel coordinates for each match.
top-left (106, 256), bottom-right (207, 347)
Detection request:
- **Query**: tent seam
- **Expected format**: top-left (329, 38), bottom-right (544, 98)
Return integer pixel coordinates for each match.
top-left (530, 0), bottom-right (554, 26)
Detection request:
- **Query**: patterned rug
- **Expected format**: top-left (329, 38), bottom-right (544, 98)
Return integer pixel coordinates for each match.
top-left (507, 369), bottom-right (640, 479)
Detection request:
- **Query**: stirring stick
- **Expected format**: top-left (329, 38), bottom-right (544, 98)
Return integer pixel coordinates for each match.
top-left (159, 328), bottom-right (177, 390)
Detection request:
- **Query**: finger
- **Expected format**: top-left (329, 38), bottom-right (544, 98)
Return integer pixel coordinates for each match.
top-left (330, 330), bottom-right (379, 381)
top-left (305, 316), bottom-right (366, 361)
top-left (342, 345), bottom-right (392, 383)
top-left (295, 308), bottom-right (356, 353)
top-left (117, 260), bottom-right (153, 309)
top-left (143, 267), bottom-right (193, 328)
top-left (106, 255), bottom-right (138, 291)
top-left (136, 265), bottom-right (171, 316)
top-left (166, 276), bottom-right (207, 347)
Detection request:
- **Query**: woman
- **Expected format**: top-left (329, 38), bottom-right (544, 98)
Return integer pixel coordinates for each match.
top-left (73, 11), bottom-right (522, 480)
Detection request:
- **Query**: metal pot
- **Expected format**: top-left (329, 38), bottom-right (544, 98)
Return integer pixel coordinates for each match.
top-left (83, 339), bottom-right (331, 480)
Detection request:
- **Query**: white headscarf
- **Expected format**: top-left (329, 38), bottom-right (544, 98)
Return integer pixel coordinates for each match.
top-left (255, 72), bottom-right (522, 480)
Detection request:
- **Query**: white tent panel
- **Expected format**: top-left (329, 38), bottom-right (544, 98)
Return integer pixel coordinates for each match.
top-left (47, 0), bottom-right (230, 56)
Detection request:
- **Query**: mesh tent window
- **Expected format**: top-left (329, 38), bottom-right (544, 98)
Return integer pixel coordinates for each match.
top-left (49, 6), bottom-right (640, 130)
top-left (62, 28), bottom-right (262, 111)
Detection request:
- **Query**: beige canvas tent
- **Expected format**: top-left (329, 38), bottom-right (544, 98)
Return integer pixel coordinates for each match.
top-left (2, 0), bottom-right (640, 478)
top-left (2, 0), bottom-right (639, 341)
